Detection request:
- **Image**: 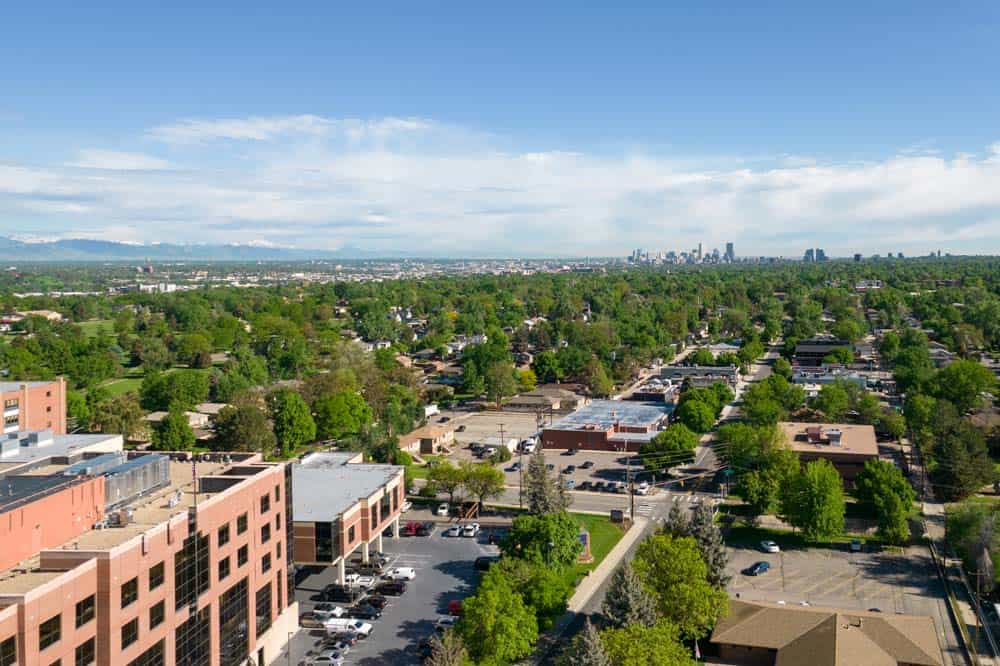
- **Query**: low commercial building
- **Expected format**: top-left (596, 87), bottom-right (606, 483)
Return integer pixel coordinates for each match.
top-left (791, 368), bottom-right (867, 390)
top-left (779, 422), bottom-right (879, 484)
top-left (659, 365), bottom-right (739, 388)
top-left (710, 599), bottom-right (943, 665)
top-left (505, 386), bottom-right (586, 413)
top-left (291, 452), bottom-right (404, 584)
top-left (1, 379), bottom-right (67, 435)
top-left (540, 400), bottom-right (673, 452)
top-left (793, 338), bottom-right (852, 367)
top-left (0, 434), bottom-right (294, 666)
top-left (398, 423), bottom-right (455, 454)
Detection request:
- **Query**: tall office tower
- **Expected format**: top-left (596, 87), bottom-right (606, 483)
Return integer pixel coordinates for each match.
top-left (854, 253), bottom-right (862, 262)
top-left (816, 248), bottom-right (827, 261)
top-left (725, 242), bottom-right (735, 262)
top-left (696, 242), bottom-right (704, 261)
top-left (804, 248), bottom-right (815, 262)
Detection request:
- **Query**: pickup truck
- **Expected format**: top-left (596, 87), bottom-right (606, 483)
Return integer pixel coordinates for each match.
top-left (323, 618), bottom-right (373, 637)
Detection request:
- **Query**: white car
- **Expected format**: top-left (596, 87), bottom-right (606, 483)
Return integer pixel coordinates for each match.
top-left (436, 503), bottom-right (449, 516)
top-left (312, 605), bottom-right (346, 619)
top-left (635, 482), bottom-right (650, 495)
top-left (462, 522), bottom-right (480, 538)
top-left (343, 573), bottom-right (375, 588)
top-left (383, 567), bottom-right (416, 581)
top-left (308, 650), bottom-right (346, 666)
top-left (324, 618), bottom-right (373, 637)
top-left (760, 540), bottom-right (780, 554)
top-left (443, 525), bottom-right (462, 537)
top-left (401, 500), bottom-right (413, 513)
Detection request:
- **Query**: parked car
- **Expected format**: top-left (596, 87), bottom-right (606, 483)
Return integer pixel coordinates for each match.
top-left (563, 448), bottom-right (577, 456)
top-left (546, 464), bottom-right (555, 471)
top-left (383, 567), bottom-right (416, 581)
top-left (760, 540), bottom-right (780, 553)
top-left (375, 581), bottom-right (407, 596)
top-left (299, 612), bottom-right (325, 628)
top-left (462, 523), bottom-right (480, 538)
top-left (436, 503), bottom-right (450, 516)
top-left (580, 460), bottom-right (595, 469)
top-left (594, 481), bottom-right (607, 492)
top-left (743, 561), bottom-right (771, 576)
top-left (562, 465), bottom-right (575, 474)
top-left (312, 604), bottom-right (347, 619)
top-left (435, 615), bottom-right (458, 634)
top-left (344, 573), bottom-right (376, 588)
top-left (564, 479), bottom-right (575, 489)
top-left (447, 599), bottom-right (463, 615)
top-left (346, 603), bottom-right (382, 620)
top-left (439, 416), bottom-right (451, 423)
top-left (322, 584), bottom-right (364, 603)
top-left (577, 480), bottom-right (592, 491)
top-left (507, 462), bottom-right (521, 472)
top-left (352, 562), bottom-right (386, 576)
top-left (850, 540), bottom-right (863, 552)
top-left (474, 556), bottom-right (500, 572)
top-left (456, 424), bottom-right (466, 432)
top-left (362, 594), bottom-right (388, 610)
top-left (307, 649), bottom-right (346, 666)
top-left (416, 521), bottom-right (436, 536)
top-left (615, 482), bottom-right (628, 494)
top-left (323, 618), bottom-right (373, 637)
top-left (635, 481), bottom-right (650, 495)
top-left (401, 500), bottom-right (413, 512)
top-left (403, 521), bottom-right (421, 536)
top-left (444, 525), bottom-right (462, 537)
top-left (323, 633), bottom-right (358, 648)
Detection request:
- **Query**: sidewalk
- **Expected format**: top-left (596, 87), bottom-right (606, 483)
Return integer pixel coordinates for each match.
top-left (567, 516), bottom-right (649, 612)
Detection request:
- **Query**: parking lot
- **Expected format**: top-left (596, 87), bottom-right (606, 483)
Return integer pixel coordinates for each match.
top-left (498, 449), bottom-right (640, 491)
top-left (289, 529), bottom-right (499, 665)
top-left (447, 411), bottom-right (539, 448)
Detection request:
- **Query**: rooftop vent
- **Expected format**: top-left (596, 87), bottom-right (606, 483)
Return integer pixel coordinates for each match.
top-left (826, 429), bottom-right (843, 446)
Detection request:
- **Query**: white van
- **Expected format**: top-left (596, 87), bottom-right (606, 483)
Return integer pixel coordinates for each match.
top-left (324, 618), bottom-right (373, 637)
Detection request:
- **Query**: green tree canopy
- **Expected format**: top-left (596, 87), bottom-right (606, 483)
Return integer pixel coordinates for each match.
top-left (502, 512), bottom-right (583, 569)
top-left (151, 405), bottom-right (195, 451)
top-left (313, 390), bottom-right (372, 441)
top-left (268, 388), bottom-right (316, 457)
top-left (460, 461), bottom-right (505, 515)
top-left (781, 459), bottom-right (846, 541)
top-left (600, 620), bottom-right (697, 666)
top-left (213, 404), bottom-right (276, 456)
top-left (456, 572), bottom-right (538, 665)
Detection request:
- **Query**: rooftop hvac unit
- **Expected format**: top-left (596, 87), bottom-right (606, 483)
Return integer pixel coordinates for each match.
top-left (826, 429), bottom-right (843, 446)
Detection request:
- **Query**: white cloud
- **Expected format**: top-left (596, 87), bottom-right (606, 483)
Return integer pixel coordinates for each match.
top-left (69, 149), bottom-right (169, 170)
top-left (2, 115), bottom-right (1000, 256)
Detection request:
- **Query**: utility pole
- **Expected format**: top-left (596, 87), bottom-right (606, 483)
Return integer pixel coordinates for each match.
top-left (628, 451), bottom-right (635, 522)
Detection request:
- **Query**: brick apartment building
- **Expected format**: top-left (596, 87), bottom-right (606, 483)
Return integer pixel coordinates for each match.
top-left (291, 452), bottom-right (405, 584)
top-left (0, 432), bottom-right (296, 666)
top-left (1, 380), bottom-right (67, 435)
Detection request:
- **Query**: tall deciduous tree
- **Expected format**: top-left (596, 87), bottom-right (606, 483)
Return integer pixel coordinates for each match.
top-left (213, 404), bottom-right (276, 456)
top-left (456, 574), bottom-right (538, 665)
top-left (460, 461), bottom-right (505, 516)
top-left (781, 459), bottom-right (846, 541)
top-left (602, 561), bottom-right (658, 628)
top-left (151, 405), bottom-right (195, 451)
top-left (268, 388), bottom-right (316, 457)
top-left (427, 460), bottom-right (466, 507)
top-left (91, 393), bottom-right (147, 441)
top-left (425, 629), bottom-right (467, 666)
top-left (502, 512), bottom-right (583, 569)
top-left (600, 620), bottom-right (697, 666)
top-left (313, 390), bottom-right (372, 441)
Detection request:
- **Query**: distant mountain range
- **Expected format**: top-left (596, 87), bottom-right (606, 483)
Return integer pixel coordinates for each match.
top-left (0, 237), bottom-right (384, 261)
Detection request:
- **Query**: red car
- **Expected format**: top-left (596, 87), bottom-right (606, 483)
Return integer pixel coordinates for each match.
top-left (403, 521), bottom-right (421, 537)
top-left (447, 600), bottom-right (463, 616)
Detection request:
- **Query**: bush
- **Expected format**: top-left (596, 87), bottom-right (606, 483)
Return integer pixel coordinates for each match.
top-left (490, 446), bottom-right (513, 464)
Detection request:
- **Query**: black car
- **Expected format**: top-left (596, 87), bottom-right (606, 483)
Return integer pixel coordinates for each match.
top-left (563, 465), bottom-right (575, 474)
top-left (376, 581), bottom-right (407, 596)
top-left (456, 425), bottom-right (466, 432)
top-left (416, 521), bottom-right (436, 536)
top-left (323, 584), bottom-right (364, 603)
top-left (577, 480), bottom-right (592, 491)
top-left (347, 603), bottom-right (382, 620)
top-left (580, 461), bottom-right (595, 469)
top-left (594, 481), bottom-right (606, 492)
top-left (362, 594), bottom-right (389, 610)
top-left (546, 464), bottom-right (555, 471)
top-left (563, 448), bottom-right (576, 456)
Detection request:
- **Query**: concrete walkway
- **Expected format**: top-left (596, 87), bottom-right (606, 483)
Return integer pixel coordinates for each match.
top-left (567, 516), bottom-right (649, 612)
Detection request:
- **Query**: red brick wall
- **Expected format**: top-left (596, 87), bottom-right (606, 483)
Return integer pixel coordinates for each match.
top-left (2, 378), bottom-right (67, 434)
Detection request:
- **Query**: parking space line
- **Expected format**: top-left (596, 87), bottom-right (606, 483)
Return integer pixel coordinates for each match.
top-left (815, 574), bottom-right (858, 599)
top-left (796, 571), bottom-right (851, 597)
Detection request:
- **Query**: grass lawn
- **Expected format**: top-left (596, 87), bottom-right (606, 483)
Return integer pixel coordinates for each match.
top-left (724, 522), bottom-right (886, 550)
top-left (564, 513), bottom-right (625, 587)
top-left (79, 319), bottom-right (114, 338)
top-left (101, 377), bottom-right (144, 396)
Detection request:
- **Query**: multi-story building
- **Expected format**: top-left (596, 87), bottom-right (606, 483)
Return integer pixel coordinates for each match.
top-left (1, 380), bottom-right (67, 435)
top-left (291, 452), bottom-right (405, 585)
top-left (0, 433), bottom-right (295, 666)
top-left (540, 400), bottom-right (673, 452)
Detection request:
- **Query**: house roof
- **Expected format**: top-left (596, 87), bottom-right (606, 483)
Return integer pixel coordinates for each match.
top-left (711, 600), bottom-right (942, 666)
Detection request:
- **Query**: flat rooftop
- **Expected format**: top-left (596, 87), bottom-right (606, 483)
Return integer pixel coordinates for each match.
top-left (0, 431), bottom-right (123, 475)
top-left (547, 399), bottom-right (672, 432)
top-left (779, 422), bottom-right (879, 457)
top-left (292, 452), bottom-right (403, 523)
top-left (0, 381), bottom-right (57, 392)
top-left (0, 475), bottom-right (86, 514)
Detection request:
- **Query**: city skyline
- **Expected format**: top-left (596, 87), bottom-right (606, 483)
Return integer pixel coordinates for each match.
top-left (2, 3), bottom-right (1000, 257)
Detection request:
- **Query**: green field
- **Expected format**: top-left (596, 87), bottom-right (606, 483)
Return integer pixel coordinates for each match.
top-left (101, 377), bottom-right (144, 396)
top-left (79, 319), bottom-right (114, 338)
top-left (566, 513), bottom-right (625, 585)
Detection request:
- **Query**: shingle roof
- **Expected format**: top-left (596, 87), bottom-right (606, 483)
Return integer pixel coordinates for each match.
top-left (711, 601), bottom-right (943, 666)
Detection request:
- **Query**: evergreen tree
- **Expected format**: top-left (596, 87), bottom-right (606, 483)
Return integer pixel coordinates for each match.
top-left (425, 629), bottom-right (467, 666)
top-left (663, 501), bottom-right (692, 537)
top-left (524, 447), bottom-right (571, 514)
top-left (689, 502), bottom-right (730, 587)
top-left (602, 561), bottom-right (658, 628)
top-left (566, 618), bottom-right (611, 666)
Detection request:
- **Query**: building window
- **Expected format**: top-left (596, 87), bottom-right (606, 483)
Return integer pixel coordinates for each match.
top-left (275, 513), bottom-right (281, 530)
top-left (260, 494), bottom-right (270, 514)
top-left (39, 614), bottom-right (61, 650)
top-left (75, 595), bottom-right (95, 628)
top-left (174, 532), bottom-right (210, 611)
top-left (316, 521), bottom-right (333, 561)
top-left (46, 405), bottom-right (52, 412)
top-left (0, 637), bottom-right (16, 666)
top-left (371, 508), bottom-right (378, 530)
top-left (219, 578), bottom-right (249, 666)
top-left (3, 415), bottom-right (18, 426)
top-left (121, 577), bottom-right (139, 608)
top-left (219, 556), bottom-right (231, 581)
top-left (3, 399), bottom-right (17, 409)
top-left (149, 600), bottom-right (165, 629)
top-left (261, 523), bottom-right (271, 544)
top-left (276, 542), bottom-right (282, 559)
top-left (218, 523), bottom-right (230, 547)
top-left (261, 553), bottom-right (271, 573)
top-left (348, 524), bottom-right (355, 544)
top-left (121, 618), bottom-right (139, 649)
top-left (237, 513), bottom-right (248, 534)
top-left (175, 606), bottom-right (210, 666)
top-left (275, 484), bottom-right (280, 502)
top-left (149, 561), bottom-right (164, 590)
top-left (380, 492), bottom-right (391, 521)
top-left (127, 639), bottom-right (165, 666)
top-left (255, 582), bottom-right (272, 638)
top-left (75, 637), bottom-right (95, 666)
top-left (237, 545), bottom-right (248, 567)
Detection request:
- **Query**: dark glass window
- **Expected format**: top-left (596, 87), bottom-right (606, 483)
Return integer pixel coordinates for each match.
top-left (75, 595), bottom-right (95, 628)
top-left (39, 614), bottom-right (61, 650)
top-left (261, 523), bottom-right (271, 544)
top-left (261, 553), bottom-right (271, 573)
top-left (276, 542), bottom-right (282, 560)
top-left (149, 561), bottom-right (164, 590)
top-left (255, 582), bottom-right (272, 638)
top-left (150, 600), bottom-right (165, 629)
top-left (127, 639), bottom-right (165, 666)
top-left (237, 545), bottom-right (248, 567)
top-left (371, 507), bottom-right (378, 530)
top-left (0, 637), bottom-right (16, 666)
top-left (275, 513), bottom-right (281, 531)
top-left (315, 521), bottom-right (333, 561)
top-left (121, 618), bottom-right (139, 649)
top-left (260, 494), bottom-right (270, 514)
top-left (219, 578), bottom-right (249, 666)
top-left (75, 637), bottom-right (95, 666)
top-left (348, 524), bottom-right (355, 543)
top-left (217, 524), bottom-right (230, 547)
top-left (175, 606), bottom-right (210, 666)
top-left (121, 577), bottom-right (139, 608)
top-left (174, 532), bottom-right (210, 611)
top-left (380, 492), bottom-right (391, 521)
top-left (236, 513), bottom-right (248, 534)
top-left (219, 556), bottom-right (231, 580)
top-left (275, 484), bottom-right (280, 502)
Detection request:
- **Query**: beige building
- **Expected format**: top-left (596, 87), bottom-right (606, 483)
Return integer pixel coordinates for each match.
top-left (779, 422), bottom-right (879, 485)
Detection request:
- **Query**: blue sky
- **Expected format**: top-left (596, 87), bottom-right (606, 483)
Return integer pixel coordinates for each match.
top-left (2, 2), bottom-right (999, 256)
